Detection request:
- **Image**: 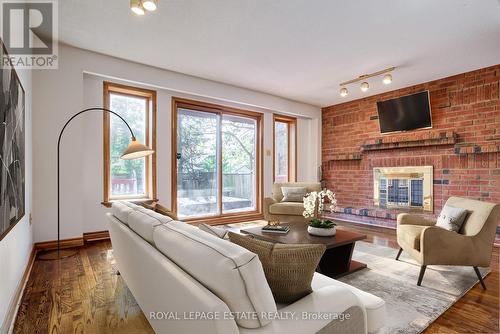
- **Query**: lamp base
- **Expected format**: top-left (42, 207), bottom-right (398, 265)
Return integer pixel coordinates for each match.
top-left (37, 249), bottom-right (79, 261)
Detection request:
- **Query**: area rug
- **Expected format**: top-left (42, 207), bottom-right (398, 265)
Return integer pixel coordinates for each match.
top-left (339, 241), bottom-right (490, 334)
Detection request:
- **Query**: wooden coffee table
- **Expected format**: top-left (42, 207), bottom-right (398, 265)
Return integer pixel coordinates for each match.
top-left (241, 223), bottom-right (367, 278)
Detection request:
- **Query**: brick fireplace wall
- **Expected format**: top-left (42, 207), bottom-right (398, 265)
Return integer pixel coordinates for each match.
top-left (322, 65), bottom-right (499, 229)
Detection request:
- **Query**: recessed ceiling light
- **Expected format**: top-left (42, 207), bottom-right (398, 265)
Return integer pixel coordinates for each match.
top-left (340, 87), bottom-right (348, 97)
top-left (383, 73), bottom-right (392, 85)
top-left (142, 0), bottom-right (158, 11)
top-left (360, 82), bottom-right (369, 92)
top-left (130, 0), bottom-right (145, 15)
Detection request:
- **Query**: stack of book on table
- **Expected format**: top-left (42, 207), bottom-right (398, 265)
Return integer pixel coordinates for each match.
top-left (261, 224), bottom-right (290, 234)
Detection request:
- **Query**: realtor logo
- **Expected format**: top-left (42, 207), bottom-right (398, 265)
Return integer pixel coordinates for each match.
top-left (1, 0), bottom-right (58, 69)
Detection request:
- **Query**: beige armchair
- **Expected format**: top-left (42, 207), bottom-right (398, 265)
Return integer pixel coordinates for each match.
top-left (264, 182), bottom-right (321, 223)
top-left (396, 197), bottom-right (500, 289)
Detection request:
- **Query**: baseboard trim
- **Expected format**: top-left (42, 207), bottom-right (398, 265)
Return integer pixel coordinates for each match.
top-left (3, 230), bottom-right (112, 332)
top-left (1, 246), bottom-right (36, 334)
top-left (34, 237), bottom-right (84, 251)
top-left (83, 230), bottom-right (110, 242)
top-left (34, 230), bottom-right (112, 251)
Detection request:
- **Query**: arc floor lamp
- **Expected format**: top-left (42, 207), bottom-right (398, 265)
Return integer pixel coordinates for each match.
top-left (38, 108), bottom-right (154, 260)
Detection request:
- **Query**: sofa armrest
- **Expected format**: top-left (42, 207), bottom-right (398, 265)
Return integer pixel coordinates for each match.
top-left (420, 226), bottom-right (481, 265)
top-left (397, 213), bottom-right (435, 226)
top-left (263, 197), bottom-right (278, 220)
top-left (239, 286), bottom-right (367, 334)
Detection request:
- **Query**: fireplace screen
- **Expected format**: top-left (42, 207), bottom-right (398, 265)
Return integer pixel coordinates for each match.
top-left (374, 166), bottom-right (433, 211)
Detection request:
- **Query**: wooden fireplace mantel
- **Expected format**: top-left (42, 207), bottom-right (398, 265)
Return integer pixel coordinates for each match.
top-left (361, 131), bottom-right (457, 152)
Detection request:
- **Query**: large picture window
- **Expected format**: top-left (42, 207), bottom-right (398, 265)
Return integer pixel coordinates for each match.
top-left (172, 98), bottom-right (262, 223)
top-left (103, 82), bottom-right (156, 204)
top-left (273, 115), bottom-right (297, 182)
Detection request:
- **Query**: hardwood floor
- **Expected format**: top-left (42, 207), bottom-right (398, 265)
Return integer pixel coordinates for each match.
top-left (13, 240), bottom-right (154, 334)
top-left (13, 222), bottom-right (499, 333)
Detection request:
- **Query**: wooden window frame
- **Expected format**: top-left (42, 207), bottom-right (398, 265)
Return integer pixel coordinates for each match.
top-left (103, 82), bottom-right (157, 206)
top-left (171, 97), bottom-right (263, 225)
top-left (273, 114), bottom-right (297, 182)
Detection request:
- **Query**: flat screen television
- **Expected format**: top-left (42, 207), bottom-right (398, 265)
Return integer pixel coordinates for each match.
top-left (377, 91), bottom-right (432, 134)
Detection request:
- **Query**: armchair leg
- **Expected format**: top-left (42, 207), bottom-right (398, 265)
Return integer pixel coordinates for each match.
top-left (395, 247), bottom-right (403, 261)
top-left (473, 266), bottom-right (486, 290)
top-left (417, 265), bottom-right (427, 286)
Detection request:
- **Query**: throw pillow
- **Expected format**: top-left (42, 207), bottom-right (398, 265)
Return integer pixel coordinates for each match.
top-left (141, 202), bottom-right (178, 220)
top-left (228, 232), bottom-right (326, 303)
top-left (435, 205), bottom-right (469, 232)
top-left (198, 223), bottom-right (228, 239)
top-left (154, 203), bottom-right (178, 220)
top-left (281, 187), bottom-right (307, 202)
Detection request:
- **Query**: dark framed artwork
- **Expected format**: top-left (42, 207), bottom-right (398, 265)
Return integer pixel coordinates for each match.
top-left (0, 38), bottom-right (25, 241)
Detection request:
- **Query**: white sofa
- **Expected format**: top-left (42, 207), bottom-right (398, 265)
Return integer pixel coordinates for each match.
top-left (107, 202), bottom-right (385, 334)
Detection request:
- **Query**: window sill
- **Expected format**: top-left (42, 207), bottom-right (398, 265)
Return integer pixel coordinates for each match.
top-left (182, 212), bottom-right (264, 226)
top-left (101, 198), bottom-right (158, 208)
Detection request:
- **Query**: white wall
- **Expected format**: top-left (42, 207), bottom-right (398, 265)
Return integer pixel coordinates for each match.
top-left (0, 68), bottom-right (33, 331)
top-left (33, 44), bottom-right (321, 242)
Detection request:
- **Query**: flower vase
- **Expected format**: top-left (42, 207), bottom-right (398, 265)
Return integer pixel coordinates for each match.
top-left (307, 225), bottom-right (336, 237)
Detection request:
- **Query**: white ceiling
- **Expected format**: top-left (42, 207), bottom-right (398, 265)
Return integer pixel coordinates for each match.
top-left (59, 0), bottom-right (500, 107)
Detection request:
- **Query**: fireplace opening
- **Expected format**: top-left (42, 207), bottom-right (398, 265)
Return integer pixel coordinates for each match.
top-left (374, 166), bottom-right (433, 212)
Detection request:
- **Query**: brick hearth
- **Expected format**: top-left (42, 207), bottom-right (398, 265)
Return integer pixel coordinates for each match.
top-left (321, 65), bottom-right (499, 233)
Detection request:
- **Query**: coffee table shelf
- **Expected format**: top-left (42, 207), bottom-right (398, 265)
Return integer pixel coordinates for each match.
top-left (241, 222), bottom-right (367, 279)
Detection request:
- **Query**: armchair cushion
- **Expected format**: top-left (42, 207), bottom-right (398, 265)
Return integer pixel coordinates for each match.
top-left (397, 213), bottom-right (436, 226)
top-left (272, 182), bottom-right (321, 202)
top-left (269, 202), bottom-right (304, 216)
top-left (435, 205), bottom-right (469, 232)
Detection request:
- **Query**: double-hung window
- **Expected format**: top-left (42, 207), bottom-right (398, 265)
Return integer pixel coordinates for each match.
top-left (103, 82), bottom-right (156, 204)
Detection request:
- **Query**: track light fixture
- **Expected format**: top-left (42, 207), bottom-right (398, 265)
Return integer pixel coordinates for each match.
top-left (131, 0), bottom-right (158, 15)
top-left (360, 82), bottom-right (369, 92)
top-left (130, 0), bottom-right (145, 15)
top-left (383, 73), bottom-right (392, 85)
top-left (142, 0), bottom-right (158, 11)
top-left (338, 66), bottom-right (396, 97)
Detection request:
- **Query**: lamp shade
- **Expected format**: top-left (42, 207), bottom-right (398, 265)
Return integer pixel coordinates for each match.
top-left (120, 138), bottom-right (154, 160)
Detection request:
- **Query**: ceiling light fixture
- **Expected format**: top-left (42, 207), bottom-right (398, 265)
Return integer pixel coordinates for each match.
top-left (338, 66), bottom-right (396, 97)
top-left (383, 73), bottom-right (392, 85)
top-left (360, 82), bottom-right (369, 92)
top-left (142, 0), bottom-right (158, 11)
top-left (130, 0), bottom-right (145, 15)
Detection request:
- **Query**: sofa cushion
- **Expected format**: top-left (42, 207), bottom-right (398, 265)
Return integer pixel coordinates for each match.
top-left (128, 207), bottom-right (171, 244)
top-left (111, 202), bottom-right (134, 225)
top-left (269, 202), bottom-right (304, 216)
top-left (281, 187), bottom-right (307, 202)
top-left (119, 201), bottom-right (142, 211)
top-left (436, 204), bottom-right (469, 232)
top-left (311, 273), bottom-right (385, 334)
top-left (111, 201), bottom-right (141, 225)
top-left (399, 225), bottom-right (426, 251)
top-left (228, 232), bottom-right (325, 303)
top-left (153, 221), bottom-right (277, 329)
